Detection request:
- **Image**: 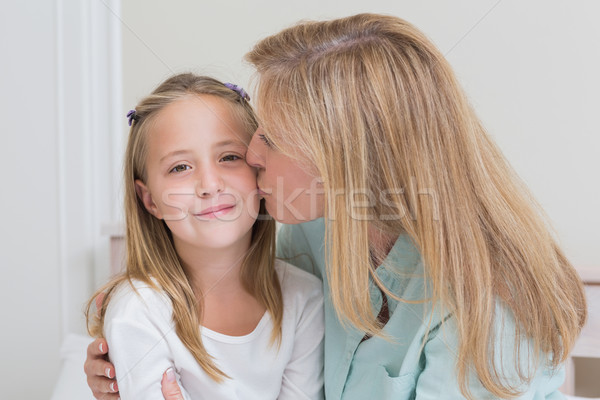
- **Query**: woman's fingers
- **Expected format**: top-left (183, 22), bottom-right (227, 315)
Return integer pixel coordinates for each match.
top-left (86, 338), bottom-right (108, 359)
top-left (92, 393), bottom-right (120, 400)
top-left (161, 368), bottom-right (184, 400)
top-left (84, 338), bottom-right (119, 399)
top-left (85, 339), bottom-right (114, 377)
top-left (88, 376), bottom-right (119, 398)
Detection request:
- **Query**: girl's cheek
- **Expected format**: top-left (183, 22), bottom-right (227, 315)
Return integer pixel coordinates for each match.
top-left (160, 183), bottom-right (197, 205)
top-left (240, 167), bottom-right (259, 183)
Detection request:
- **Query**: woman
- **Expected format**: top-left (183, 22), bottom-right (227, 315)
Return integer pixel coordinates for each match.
top-left (85, 13), bottom-right (586, 399)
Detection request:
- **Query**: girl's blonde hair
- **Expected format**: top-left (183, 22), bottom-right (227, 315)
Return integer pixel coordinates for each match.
top-left (245, 13), bottom-right (586, 398)
top-left (86, 73), bottom-right (282, 381)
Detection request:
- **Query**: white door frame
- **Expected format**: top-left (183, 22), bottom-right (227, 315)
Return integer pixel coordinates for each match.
top-left (56, 0), bottom-right (123, 337)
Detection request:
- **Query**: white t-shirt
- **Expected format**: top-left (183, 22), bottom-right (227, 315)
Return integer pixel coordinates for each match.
top-left (104, 259), bottom-right (324, 400)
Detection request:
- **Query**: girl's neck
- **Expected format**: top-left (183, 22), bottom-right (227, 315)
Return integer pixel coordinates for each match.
top-left (173, 231), bottom-right (266, 335)
top-left (173, 232), bottom-right (252, 295)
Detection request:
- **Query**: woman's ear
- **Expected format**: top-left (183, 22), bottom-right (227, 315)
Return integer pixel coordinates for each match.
top-left (135, 179), bottom-right (163, 219)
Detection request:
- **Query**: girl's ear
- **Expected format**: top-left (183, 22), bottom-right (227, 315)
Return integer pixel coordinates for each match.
top-left (135, 179), bottom-right (163, 219)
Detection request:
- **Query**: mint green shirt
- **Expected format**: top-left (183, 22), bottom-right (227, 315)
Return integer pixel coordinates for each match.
top-left (276, 219), bottom-right (566, 400)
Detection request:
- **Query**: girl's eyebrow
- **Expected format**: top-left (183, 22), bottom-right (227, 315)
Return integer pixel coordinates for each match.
top-left (214, 139), bottom-right (246, 148)
top-left (160, 149), bottom-right (192, 163)
top-left (159, 141), bottom-right (246, 163)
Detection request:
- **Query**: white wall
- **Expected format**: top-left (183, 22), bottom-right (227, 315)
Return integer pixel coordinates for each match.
top-left (0, 1), bottom-right (60, 399)
top-left (121, 0), bottom-right (600, 269)
top-left (0, 0), bottom-right (122, 398)
top-left (0, 2), bottom-right (61, 398)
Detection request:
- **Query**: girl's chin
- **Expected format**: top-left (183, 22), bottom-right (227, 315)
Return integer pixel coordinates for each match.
top-left (178, 227), bottom-right (255, 250)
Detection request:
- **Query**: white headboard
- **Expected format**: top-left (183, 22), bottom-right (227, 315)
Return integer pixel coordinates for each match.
top-left (562, 268), bottom-right (600, 397)
top-left (101, 223), bottom-right (126, 276)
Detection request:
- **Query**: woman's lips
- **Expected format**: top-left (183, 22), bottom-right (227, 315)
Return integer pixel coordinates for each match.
top-left (257, 187), bottom-right (270, 196)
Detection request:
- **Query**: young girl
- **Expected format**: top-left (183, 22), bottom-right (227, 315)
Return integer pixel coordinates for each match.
top-left (85, 73), bottom-right (324, 400)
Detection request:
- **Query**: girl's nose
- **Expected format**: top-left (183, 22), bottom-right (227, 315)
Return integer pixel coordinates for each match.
top-left (195, 169), bottom-right (224, 197)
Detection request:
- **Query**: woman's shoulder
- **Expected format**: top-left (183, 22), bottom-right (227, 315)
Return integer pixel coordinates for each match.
top-left (277, 220), bottom-right (325, 254)
top-left (276, 221), bottom-right (327, 278)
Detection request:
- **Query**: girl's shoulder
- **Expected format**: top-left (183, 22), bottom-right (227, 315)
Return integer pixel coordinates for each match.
top-left (105, 277), bottom-right (172, 321)
top-left (275, 259), bottom-right (322, 290)
top-left (274, 259), bottom-right (323, 309)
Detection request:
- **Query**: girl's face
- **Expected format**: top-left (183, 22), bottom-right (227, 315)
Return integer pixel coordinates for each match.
top-left (246, 128), bottom-right (324, 224)
top-left (136, 95), bottom-right (259, 251)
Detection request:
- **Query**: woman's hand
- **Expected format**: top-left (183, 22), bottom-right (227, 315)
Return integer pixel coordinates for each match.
top-left (161, 368), bottom-right (185, 400)
top-left (83, 338), bottom-right (119, 399)
top-left (84, 341), bottom-right (184, 400)
top-left (84, 294), bottom-right (119, 399)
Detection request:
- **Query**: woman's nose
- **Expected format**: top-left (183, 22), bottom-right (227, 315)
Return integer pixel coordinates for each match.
top-left (195, 168), bottom-right (224, 197)
top-left (246, 132), bottom-right (265, 169)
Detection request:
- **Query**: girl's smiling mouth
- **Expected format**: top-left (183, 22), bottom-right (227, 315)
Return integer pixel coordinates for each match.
top-left (193, 203), bottom-right (236, 219)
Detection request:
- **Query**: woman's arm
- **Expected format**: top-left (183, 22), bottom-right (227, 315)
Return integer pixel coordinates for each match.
top-left (414, 305), bottom-right (566, 399)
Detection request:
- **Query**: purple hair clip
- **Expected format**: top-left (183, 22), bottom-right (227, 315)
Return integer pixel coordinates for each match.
top-left (127, 109), bottom-right (140, 126)
top-left (224, 83), bottom-right (250, 101)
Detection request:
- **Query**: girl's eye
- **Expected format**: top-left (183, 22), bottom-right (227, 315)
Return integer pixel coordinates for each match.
top-left (258, 134), bottom-right (272, 147)
top-left (221, 154), bottom-right (242, 162)
top-left (170, 164), bottom-right (191, 173)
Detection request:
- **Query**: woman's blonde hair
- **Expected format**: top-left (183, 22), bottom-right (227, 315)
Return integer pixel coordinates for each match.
top-left (85, 73), bottom-right (281, 381)
top-left (246, 13), bottom-right (586, 398)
